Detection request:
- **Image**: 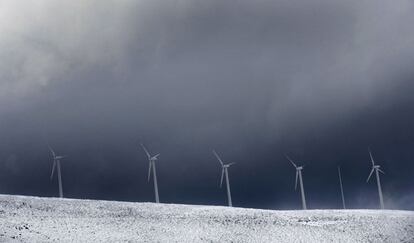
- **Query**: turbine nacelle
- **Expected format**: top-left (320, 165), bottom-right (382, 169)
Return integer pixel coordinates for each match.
top-left (150, 154), bottom-right (160, 161)
top-left (223, 162), bottom-right (236, 168)
top-left (48, 146), bottom-right (66, 161)
top-left (296, 166), bottom-right (304, 170)
top-left (285, 155), bottom-right (305, 170)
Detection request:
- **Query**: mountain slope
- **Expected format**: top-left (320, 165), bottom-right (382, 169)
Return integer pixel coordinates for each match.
top-left (0, 194), bottom-right (413, 242)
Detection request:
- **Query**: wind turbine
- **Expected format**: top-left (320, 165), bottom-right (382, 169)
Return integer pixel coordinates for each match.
top-left (141, 143), bottom-right (160, 203)
top-left (213, 150), bottom-right (236, 207)
top-left (285, 155), bottom-right (307, 210)
top-left (337, 166), bottom-right (346, 209)
top-left (367, 149), bottom-right (385, 209)
top-left (49, 146), bottom-right (65, 198)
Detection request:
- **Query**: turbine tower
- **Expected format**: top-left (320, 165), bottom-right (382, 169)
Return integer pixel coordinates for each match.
top-left (213, 150), bottom-right (236, 207)
top-left (367, 149), bottom-right (385, 209)
top-left (141, 143), bottom-right (160, 203)
top-left (49, 146), bottom-right (65, 198)
top-left (286, 155), bottom-right (307, 210)
top-left (338, 166), bottom-right (346, 209)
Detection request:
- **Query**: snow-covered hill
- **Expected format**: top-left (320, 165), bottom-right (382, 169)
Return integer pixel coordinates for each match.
top-left (0, 195), bottom-right (413, 242)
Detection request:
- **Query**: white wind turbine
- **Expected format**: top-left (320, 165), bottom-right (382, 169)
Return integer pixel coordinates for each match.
top-left (285, 155), bottom-right (307, 210)
top-left (367, 149), bottom-right (385, 209)
top-left (49, 146), bottom-right (66, 198)
top-left (337, 166), bottom-right (346, 209)
top-left (141, 143), bottom-right (160, 203)
top-left (213, 150), bottom-right (236, 207)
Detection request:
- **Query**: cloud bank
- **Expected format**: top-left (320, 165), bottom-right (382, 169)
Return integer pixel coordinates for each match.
top-left (0, 0), bottom-right (413, 209)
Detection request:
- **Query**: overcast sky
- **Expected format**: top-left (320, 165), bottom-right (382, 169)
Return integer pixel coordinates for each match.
top-left (0, 0), bottom-right (413, 210)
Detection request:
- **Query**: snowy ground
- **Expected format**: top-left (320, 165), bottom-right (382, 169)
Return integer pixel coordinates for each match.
top-left (0, 194), bottom-right (413, 242)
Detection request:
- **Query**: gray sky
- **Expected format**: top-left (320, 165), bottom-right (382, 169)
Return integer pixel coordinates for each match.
top-left (0, 0), bottom-right (413, 209)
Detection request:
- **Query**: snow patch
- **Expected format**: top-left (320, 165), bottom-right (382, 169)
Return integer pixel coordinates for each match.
top-left (0, 194), bottom-right (413, 242)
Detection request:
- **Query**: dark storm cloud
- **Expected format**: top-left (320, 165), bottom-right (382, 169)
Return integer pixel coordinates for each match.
top-left (0, 0), bottom-right (413, 209)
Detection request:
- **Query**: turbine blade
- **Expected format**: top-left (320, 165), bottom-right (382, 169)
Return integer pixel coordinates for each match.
top-left (48, 145), bottom-right (56, 158)
top-left (152, 153), bottom-right (160, 160)
top-left (50, 160), bottom-right (56, 180)
top-left (378, 169), bottom-right (385, 174)
top-left (213, 150), bottom-right (224, 166)
top-left (366, 168), bottom-right (374, 182)
top-left (368, 148), bottom-right (375, 166)
top-left (220, 168), bottom-right (224, 188)
top-left (285, 154), bottom-right (297, 168)
top-left (147, 161), bottom-right (152, 182)
top-left (295, 171), bottom-right (299, 190)
top-left (141, 143), bottom-right (151, 159)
